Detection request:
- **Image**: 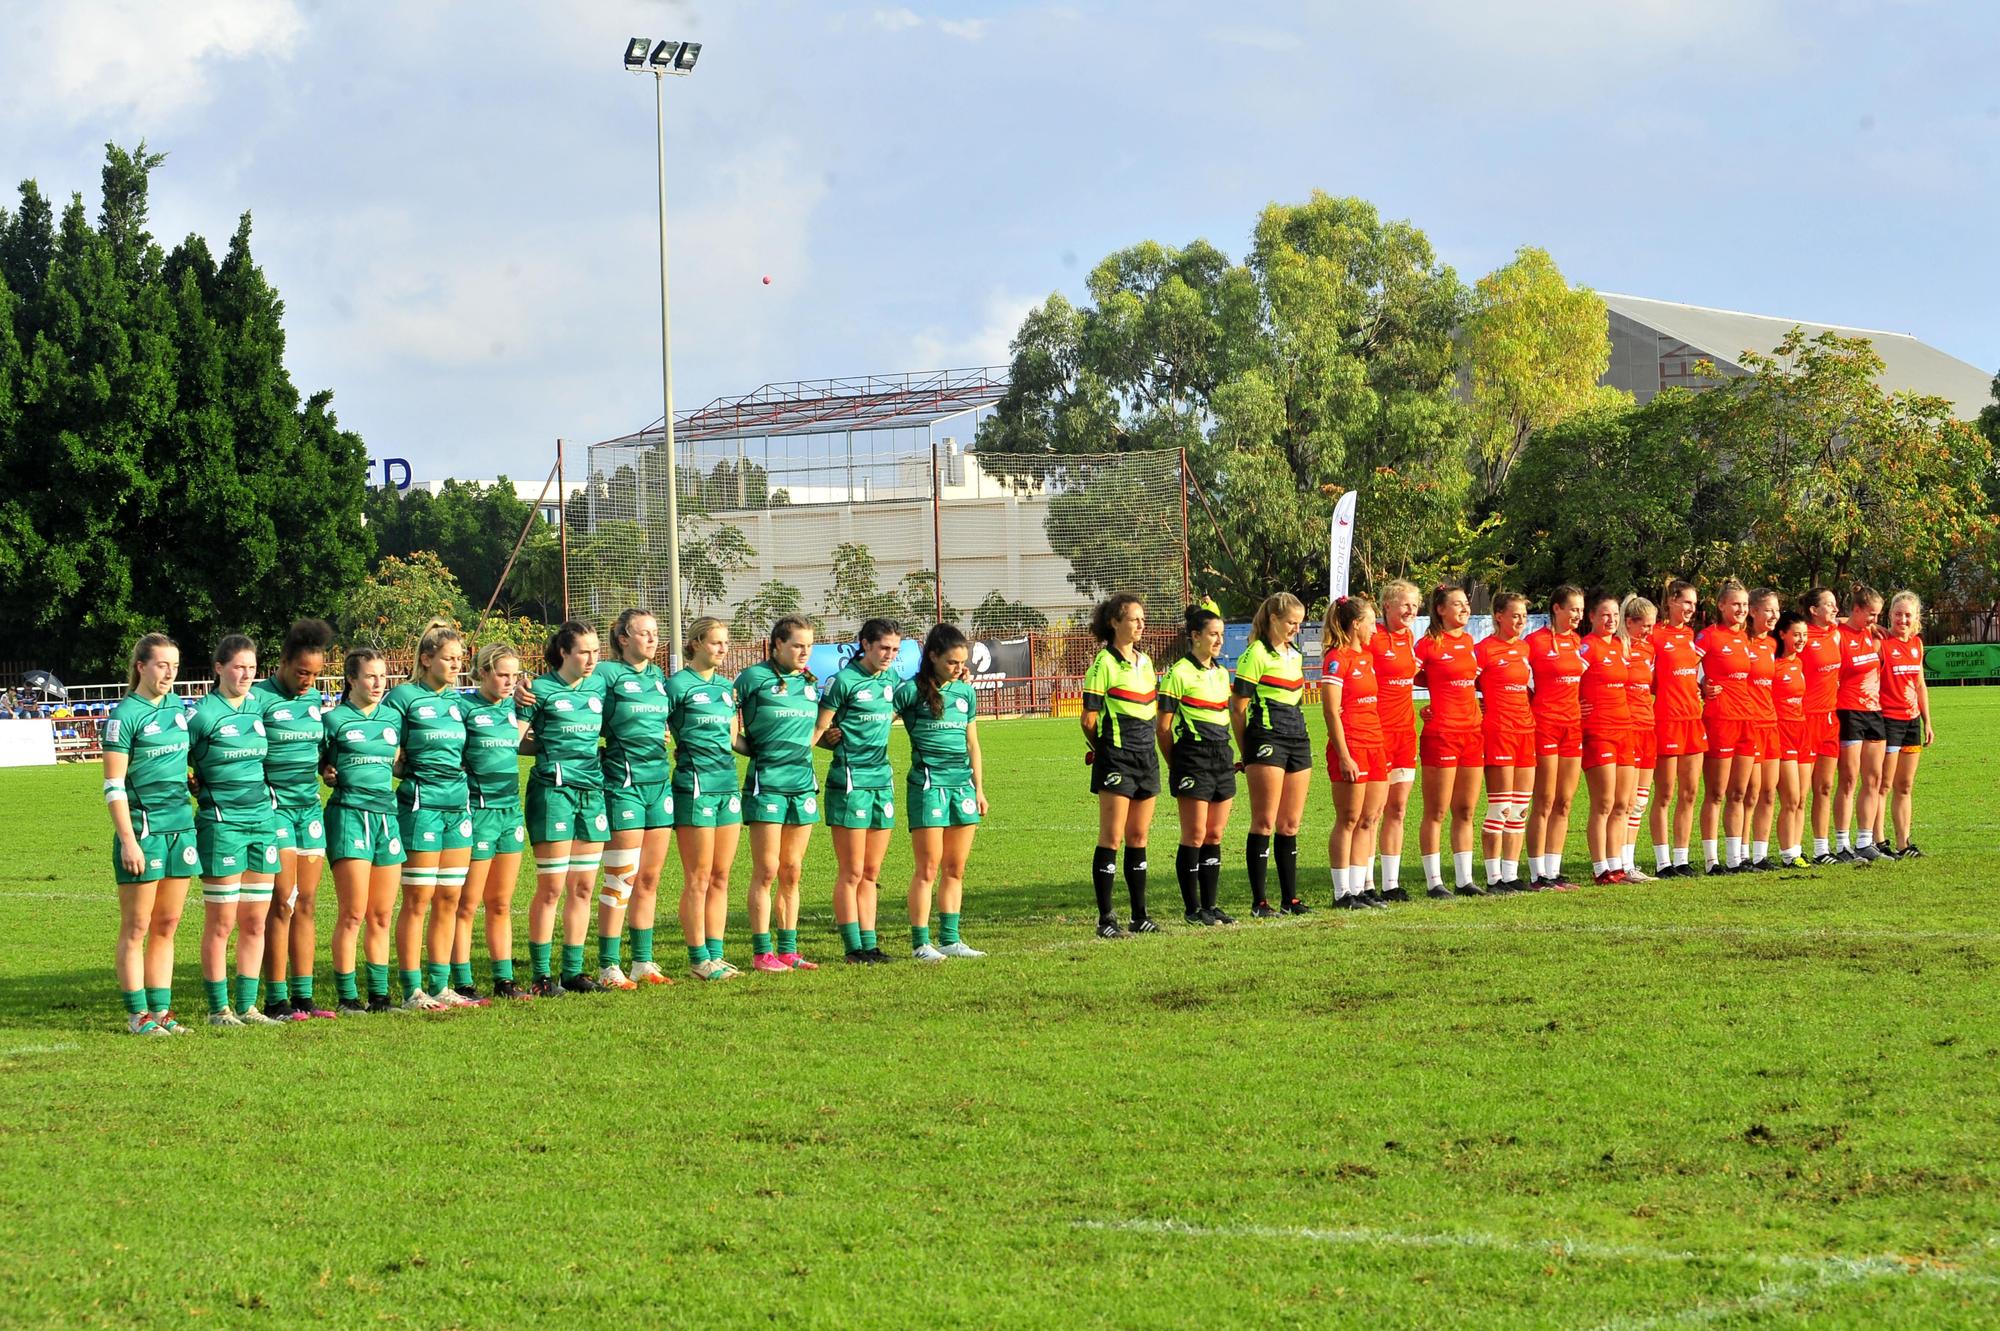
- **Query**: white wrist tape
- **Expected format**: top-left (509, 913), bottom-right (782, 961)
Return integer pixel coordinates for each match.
top-left (104, 778), bottom-right (128, 804)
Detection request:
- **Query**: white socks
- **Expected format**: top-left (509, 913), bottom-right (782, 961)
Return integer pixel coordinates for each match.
top-left (1856, 829), bottom-right (1873, 849)
top-left (1484, 856), bottom-right (1502, 886)
top-left (1672, 846), bottom-right (1690, 866)
top-left (1724, 836), bottom-right (1742, 867)
top-left (1702, 839), bottom-right (1718, 869)
top-left (1453, 851), bottom-right (1474, 888)
top-left (1421, 853), bottom-right (1443, 888)
top-left (1750, 840), bottom-right (1768, 864)
top-left (1381, 854), bottom-right (1401, 890)
top-left (1813, 837), bottom-right (1829, 858)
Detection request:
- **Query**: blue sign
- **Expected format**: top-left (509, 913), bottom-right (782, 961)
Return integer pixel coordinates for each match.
top-left (373, 458), bottom-right (412, 490)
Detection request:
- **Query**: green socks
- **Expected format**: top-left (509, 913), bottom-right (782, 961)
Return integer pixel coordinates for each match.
top-left (493, 958), bottom-right (515, 983)
top-left (597, 934), bottom-right (621, 968)
top-left (400, 969), bottom-right (423, 1000)
top-left (630, 927), bottom-right (654, 964)
top-left (839, 922), bottom-right (863, 953)
top-left (911, 925), bottom-right (931, 950)
top-left (560, 944), bottom-right (585, 979)
top-left (147, 986), bottom-right (171, 1013)
top-left (268, 978), bottom-right (290, 1007)
top-left (122, 988), bottom-right (146, 1016)
top-left (687, 943), bottom-right (707, 966)
top-left (705, 937), bottom-right (724, 962)
top-left (776, 928), bottom-right (797, 954)
top-left (752, 931), bottom-right (774, 957)
top-left (529, 942), bottom-right (553, 980)
top-left (204, 978), bottom-right (229, 1013)
top-left (335, 971), bottom-right (359, 1002)
top-left (940, 913), bottom-right (960, 946)
top-left (233, 974), bottom-right (260, 1012)
top-left (450, 961), bottom-right (474, 989)
top-left (424, 962), bottom-right (449, 994)
top-left (293, 974), bottom-right (313, 1002)
top-left (860, 929), bottom-right (879, 952)
top-left (366, 963), bottom-right (390, 1000)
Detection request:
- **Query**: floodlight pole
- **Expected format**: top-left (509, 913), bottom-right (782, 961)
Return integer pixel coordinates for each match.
top-left (652, 68), bottom-right (684, 672)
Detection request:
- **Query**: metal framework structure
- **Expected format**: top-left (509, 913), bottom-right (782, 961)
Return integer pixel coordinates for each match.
top-left (599, 366), bottom-right (1010, 446)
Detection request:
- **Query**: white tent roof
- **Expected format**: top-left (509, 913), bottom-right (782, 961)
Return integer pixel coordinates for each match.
top-left (1600, 292), bottom-right (1993, 420)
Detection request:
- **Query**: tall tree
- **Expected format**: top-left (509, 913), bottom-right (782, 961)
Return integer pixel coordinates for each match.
top-left (366, 477), bottom-right (541, 611)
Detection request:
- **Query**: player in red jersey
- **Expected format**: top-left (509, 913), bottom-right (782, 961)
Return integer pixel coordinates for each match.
top-left (1739, 589), bottom-right (1782, 871)
top-left (1578, 591), bottom-right (1633, 885)
top-left (1798, 588), bottom-right (1844, 864)
top-left (1618, 595), bottom-right (1659, 881)
top-left (1414, 585), bottom-right (1484, 897)
top-left (1322, 596), bottom-right (1389, 909)
top-left (1648, 580), bottom-right (1705, 877)
top-left (1832, 585), bottom-right (1886, 862)
top-left (1696, 579), bottom-right (1758, 873)
top-left (1366, 579), bottom-right (1422, 900)
top-left (1525, 585), bottom-right (1586, 889)
top-left (1770, 610), bottom-right (1812, 869)
top-left (1879, 591), bottom-right (1932, 858)
top-left (1476, 592), bottom-right (1535, 893)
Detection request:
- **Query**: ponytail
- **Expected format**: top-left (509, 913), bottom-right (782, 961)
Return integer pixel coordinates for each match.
top-left (127, 632), bottom-right (177, 694)
top-left (919, 623), bottom-right (968, 718)
top-left (1180, 604), bottom-right (1222, 667)
top-left (769, 616), bottom-right (817, 685)
top-left (544, 620), bottom-right (594, 672)
top-left (1323, 595), bottom-right (1375, 655)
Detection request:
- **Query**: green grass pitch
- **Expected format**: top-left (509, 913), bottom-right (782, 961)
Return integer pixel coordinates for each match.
top-left (1, 691), bottom-right (1997, 1328)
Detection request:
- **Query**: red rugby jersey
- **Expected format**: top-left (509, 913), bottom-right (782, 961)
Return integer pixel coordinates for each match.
top-left (1414, 630), bottom-right (1481, 730)
top-left (1772, 655), bottom-right (1806, 723)
top-left (1578, 630), bottom-right (1631, 731)
top-left (1526, 625), bottom-right (1584, 726)
top-left (1330, 644), bottom-right (1384, 745)
top-left (1651, 624), bottom-right (1703, 724)
top-left (1836, 624), bottom-right (1881, 712)
top-left (1879, 635), bottom-right (1923, 721)
top-left (1801, 622), bottom-right (1841, 713)
top-left (1475, 634), bottom-right (1533, 730)
top-left (1624, 631), bottom-right (1656, 730)
top-left (1368, 625), bottom-right (1418, 737)
top-left (1696, 625), bottom-right (1759, 722)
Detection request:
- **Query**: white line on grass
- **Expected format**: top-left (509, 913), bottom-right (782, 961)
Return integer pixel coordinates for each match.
top-left (1, 1041), bottom-right (80, 1056)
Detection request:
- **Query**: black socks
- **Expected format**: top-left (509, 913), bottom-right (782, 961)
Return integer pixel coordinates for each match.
top-left (1274, 833), bottom-right (1299, 906)
top-left (1198, 849), bottom-right (1221, 911)
top-left (1092, 846), bottom-right (1117, 920)
top-left (1124, 846), bottom-right (1149, 922)
top-left (1175, 844), bottom-right (1200, 914)
top-left (1246, 832), bottom-right (1271, 906)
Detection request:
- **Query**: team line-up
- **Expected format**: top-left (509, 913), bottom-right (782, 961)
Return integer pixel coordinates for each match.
top-left (99, 579), bottom-right (1930, 1032)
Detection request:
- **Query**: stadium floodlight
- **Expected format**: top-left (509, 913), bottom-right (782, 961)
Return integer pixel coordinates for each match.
top-left (621, 36), bottom-right (702, 667)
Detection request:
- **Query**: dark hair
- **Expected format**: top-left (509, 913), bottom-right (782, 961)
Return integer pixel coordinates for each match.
top-left (1848, 582), bottom-right (1882, 612)
top-left (1089, 594), bottom-right (1143, 648)
top-left (341, 647), bottom-right (384, 704)
top-left (842, 617), bottom-right (902, 669)
top-left (1550, 584), bottom-right (1584, 615)
top-left (1799, 586), bottom-right (1837, 617)
top-left (1491, 590), bottom-right (1528, 615)
top-left (1181, 604), bottom-right (1222, 666)
top-left (544, 619), bottom-right (595, 671)
top-left (1773, 609), bottom-right (1808, 656)
top-left (609, 608), bottom-right (654, 659)
top-left (918, 623), bottom-right (968, 718)
top-left (280, 618), bottom-right (334, 663)
top-left (769, 616), bottom-right (816, 685)
top-left (208, 634), bottom-right (258, 692)
top-left (1585, 588), bottom-right (1621, 619)
top-left (1664, 578), bottom-right (1697, 602)
top-left (1425, 584), bottom-right (1466, 639)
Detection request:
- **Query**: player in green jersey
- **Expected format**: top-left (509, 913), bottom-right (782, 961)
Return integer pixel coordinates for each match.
top-left (189, 635), bottom-right (281, 1027)
top-left (666, 617), bottom-right (744, 980)
top-left (386, 621), bottom-right (476, 1011)
top-left (521, 621), bottom-right (609, 995)
top-left (1081, 594), bottom-right (1159, 939)
top-left (736, 616), bottom-right (823, 971)
top-left (814, 617), bottom-right (903, 964)
top-left (456, 645), bottom-right (531, 1000)
top-left (1234, 592), bottom-right (1310, 918)
top-left (1157, 605), bottom-right (1237, 927)
top-left (105, 633), bottom-right (194, 1035)
top-left (593, 610), bottom-right (676, 989)
top-left (255, 618), bottom-right (335, 1020)
top-left (322, 648), bottom-right (404, 1013)
top-left (895, 624), bottom-right (988, 962)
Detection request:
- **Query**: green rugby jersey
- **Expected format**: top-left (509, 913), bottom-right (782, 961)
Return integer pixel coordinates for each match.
top-left (103, 692), bottom-right (194, 833)
top-left (522, 670), bottom-right (606, 790)
top-left (252, 676), bottom-right (326, 810)
top-left (894, 677), bottom-right (975, 787)
top-left (1160, 656), bottom-right (1233, 747)
top-left (1081, 646), bottom-right (1158, 750)
top-left (596, 658), bottom-right (673, 787)
top-left (320, 699), bottom-right (401, 814)
top-left (384, 681), bottom-right (469, 810)
top-left (664, 667), bottom-right (739, 792)
top-left (462, 693), bottom-right (525, 809)
top-left (735, 661), bottom-right (819, 796)
top-left (1234, 638), bottom-right (1307, 735)
top-left (821, 662), bottom-right (898, 791)
top-left (187, 690), bottom-right (272, 825)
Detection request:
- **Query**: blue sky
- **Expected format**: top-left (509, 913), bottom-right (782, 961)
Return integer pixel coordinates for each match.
top-left (2, 0), bottom-right (1994, 481)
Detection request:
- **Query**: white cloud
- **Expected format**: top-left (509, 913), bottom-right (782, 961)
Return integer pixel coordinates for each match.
top-left (0, 0), bottom-right (304, 126)
top-left (867, 8), bottom-right (990, 40)
top-left (937, 18), bottom-right (991, 41)
top-left (1208, 26), bottom-right (1302, 53)
top-left (908, 287), bottom-right (1038, 369)
top-left (871, 7), bottom-right (925, 32)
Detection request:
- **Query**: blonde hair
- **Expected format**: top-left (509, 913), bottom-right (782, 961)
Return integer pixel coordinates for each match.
top-left (1250, 592), bottom-right (1304, 650)
top-left (1887, 589), bottom-right (1923, 631)
top-left (1619, 594), bottom-right (1656, 646)
top-left (1379, 579), bottom-right (1420, 613)
top-left (473, 642), bottom-right (520, 677)
top-left (126, 632), bottom-right (177, 693)
top-left (684, 616), bottom-right (728, 656)
top-left (1322, 595), bottom-right (1375, 655)
top-left (416, 618), bottom-right (464, 677)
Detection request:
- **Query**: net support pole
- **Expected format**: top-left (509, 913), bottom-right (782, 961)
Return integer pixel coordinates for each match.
top-left (477, 459), bottom-right (561, 636)
top-left (557, 437), bottom-right (569, 621)
top-left (1179, 447), bottom-right (1191, 609)
top-left (930, 429), bottom-right (944, 624)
